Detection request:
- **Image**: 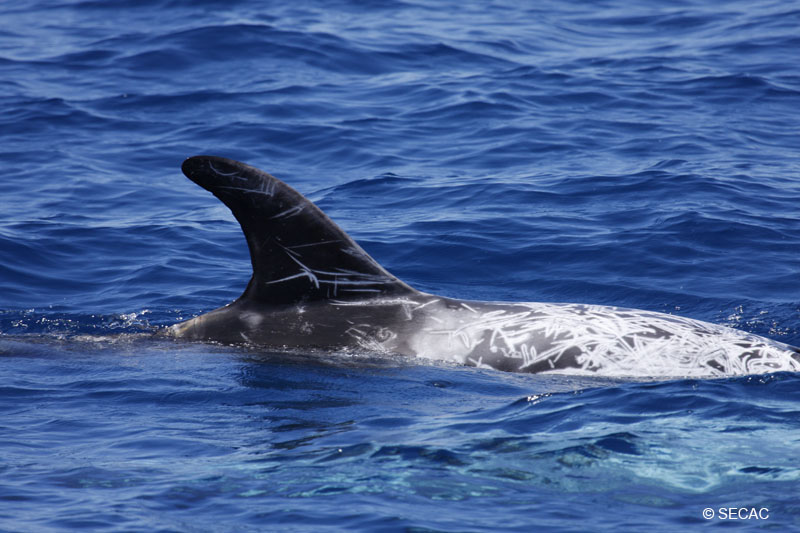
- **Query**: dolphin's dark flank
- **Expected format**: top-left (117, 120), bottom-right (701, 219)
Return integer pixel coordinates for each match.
top-left (168, 156), bottom-right (800, 377)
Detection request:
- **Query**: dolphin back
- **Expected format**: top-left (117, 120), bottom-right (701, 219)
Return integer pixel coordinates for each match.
top-left (182, 156), bottom-right (415, 305)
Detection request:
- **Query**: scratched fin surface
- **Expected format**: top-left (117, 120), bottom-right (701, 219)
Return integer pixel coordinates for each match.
top-left (181, 156), bottom-right (415, 305)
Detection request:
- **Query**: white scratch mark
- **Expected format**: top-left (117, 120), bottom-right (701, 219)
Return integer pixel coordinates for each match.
top-left (270, 205), bottom-right (304, 219)
top-left (208, 161), bottom-right (244, 178)
top-left (461, 303), bottom-right (478, 314)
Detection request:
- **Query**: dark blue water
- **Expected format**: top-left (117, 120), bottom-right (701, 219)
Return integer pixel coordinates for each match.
top-left (2, 0), bottom-right (800, 530)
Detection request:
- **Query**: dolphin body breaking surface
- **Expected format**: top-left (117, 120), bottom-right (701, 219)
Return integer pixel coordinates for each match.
top-left (168, 156), bottom-right (800, 377)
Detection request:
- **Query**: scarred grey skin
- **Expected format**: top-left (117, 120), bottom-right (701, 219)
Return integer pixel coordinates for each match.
top-left (168, 156), bottom-right (800, 377)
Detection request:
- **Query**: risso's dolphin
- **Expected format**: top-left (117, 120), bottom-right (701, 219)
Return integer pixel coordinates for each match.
top-left (168, 156), bottom-right (800, 377)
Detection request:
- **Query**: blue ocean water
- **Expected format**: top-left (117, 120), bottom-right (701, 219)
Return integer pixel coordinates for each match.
top-left (1, 0), bottom-right (800, 530)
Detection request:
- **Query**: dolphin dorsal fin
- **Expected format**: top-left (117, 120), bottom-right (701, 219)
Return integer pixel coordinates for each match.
top-left (182, 155), bottom-right (416, 305)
